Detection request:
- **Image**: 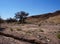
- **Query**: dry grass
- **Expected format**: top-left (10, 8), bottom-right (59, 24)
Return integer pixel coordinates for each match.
top-left (10, 28), bottom-right (13, 31)
top-left (46, 15), bottom-right (60, 24)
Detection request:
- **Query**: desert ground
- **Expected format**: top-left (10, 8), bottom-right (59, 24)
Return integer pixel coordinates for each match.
top-left (0, 23), bottom-right (60, 44)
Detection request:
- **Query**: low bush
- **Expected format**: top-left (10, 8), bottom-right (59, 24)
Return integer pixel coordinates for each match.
top-left (16, 28), bottom-right (22, 31)
top-left (10, 28), bottom-right (13, 31)
top-left (57, 33), bottom-right (60, 39)
top-left (40, 29), bottom-right (44, 32)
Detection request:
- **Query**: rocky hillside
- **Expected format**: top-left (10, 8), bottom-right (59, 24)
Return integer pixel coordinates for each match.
top-left (26, 10), bottom-right (60, 24)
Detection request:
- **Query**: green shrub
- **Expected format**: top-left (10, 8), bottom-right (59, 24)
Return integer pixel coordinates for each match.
top-left (57, 33), bottom-right (60, 39)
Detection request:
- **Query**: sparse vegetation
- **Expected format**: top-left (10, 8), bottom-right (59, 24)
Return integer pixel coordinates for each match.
top-left (6, 18), bottom-right (17, 23)
top-left (39, 29), bottom-right (44, 32)
top-left (16, 28), bottom-right (22, 31)
top-left (38, 24), bottom-right (41, 26)
top-left (0, 16), bottom-right (4, 23)
top-left (40, 30), bottom-right (44, 32)
top-left (57, 33), bottom-right (60, 39)
top-left (26, 31), bottom-right (32, 34)
top-left (10, 28), bottom-right (13, 31)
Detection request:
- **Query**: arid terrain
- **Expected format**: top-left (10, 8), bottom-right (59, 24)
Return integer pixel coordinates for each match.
top-left (0, 10), bottom-right (60, 44)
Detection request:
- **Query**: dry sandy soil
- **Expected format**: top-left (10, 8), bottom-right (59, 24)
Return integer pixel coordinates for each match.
top-left (0, 23), bottom-right (60, 44)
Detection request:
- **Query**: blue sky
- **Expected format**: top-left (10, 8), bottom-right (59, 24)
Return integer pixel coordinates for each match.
top-left (0, 0), bottom-right (60, 19)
